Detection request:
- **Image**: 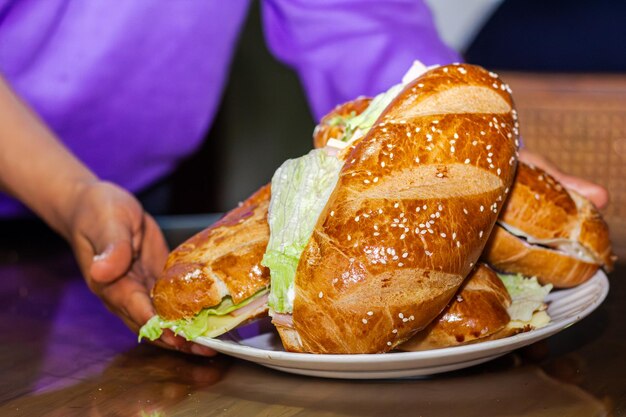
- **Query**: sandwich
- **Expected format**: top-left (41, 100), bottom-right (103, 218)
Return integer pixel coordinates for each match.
top-left (263, 62), bottom-right (519, 353)
top-left (139, 185), bottom-right (272, 342)
top-left (482, 162), bottom-right (615, 287)
top-left (141, 62), bottom-right (520, 353)
top-left (399, 262), bottom-right (551, 351)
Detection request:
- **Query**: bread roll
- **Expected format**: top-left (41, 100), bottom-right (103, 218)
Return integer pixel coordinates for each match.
top-left (313, 97), bottom-right (372, 149)
top-left (152, 185), bottom-right (271, 321)
top-left (399, 263), bottom-right (516, 351)
top-left (482, 162), bottom-right (615, 287)
top-left (277, 64), bottom-right (520, 353)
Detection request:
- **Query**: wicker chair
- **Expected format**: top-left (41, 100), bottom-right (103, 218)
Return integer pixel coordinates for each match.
top-left (501, 72), bottom-right (626, 258)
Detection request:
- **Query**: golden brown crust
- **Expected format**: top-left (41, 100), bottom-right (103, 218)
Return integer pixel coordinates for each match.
top-left (488, 162), bottom-right (614, 280)
top-left (286, 64), bottom-right (519, 353)
top-left (313, 97), bottom-right (372, 149)
top-left (152, 185), bottom-right (271, 320)
top-left (499, 162), bottom-right (578, 241)
top-left (482, 225), bottom-right (599, 288)
top-left (569, 191), bottom-right (615, 271)
top-left (399, 264), bottom-right (512, 351)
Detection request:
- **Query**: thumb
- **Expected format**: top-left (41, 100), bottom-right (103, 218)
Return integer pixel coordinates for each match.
top-left (89, 226), bottom-right (135, 283)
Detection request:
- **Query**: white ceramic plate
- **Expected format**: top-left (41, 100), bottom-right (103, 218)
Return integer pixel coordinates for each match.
top-left (195, 271), bottom-right (609, 379)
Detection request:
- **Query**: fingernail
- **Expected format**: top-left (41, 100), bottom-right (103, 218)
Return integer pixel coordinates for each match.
top-left (93, 244), bottom-right (114, 262)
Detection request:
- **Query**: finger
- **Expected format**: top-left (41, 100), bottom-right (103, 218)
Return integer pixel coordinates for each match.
top-left (159, 330), bottom-right (217, 357)
top-left (140, 214), bottom-right (170, 282)
top-left (90, 239), bottom-right (134, 283)
top-left (558, 175), bottom-right (610, 209)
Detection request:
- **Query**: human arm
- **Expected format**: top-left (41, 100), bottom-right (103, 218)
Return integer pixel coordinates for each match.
top-left (0, 75), bottom-right (214, 356)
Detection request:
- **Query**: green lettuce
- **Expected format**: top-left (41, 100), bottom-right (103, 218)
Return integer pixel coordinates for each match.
top-left (138, 288), bottom-right (269, 342)
top-left (342, 84), bottom-right (405, 142)
top-left (334, 61), bottom-right (431, 144)
top-left (262, 149), bottom-right (343, 313)
top-left (497, 273), bottom-right (553, 323)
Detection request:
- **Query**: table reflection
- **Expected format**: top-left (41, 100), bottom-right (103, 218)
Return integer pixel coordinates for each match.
top-left (0, 240), bottom-right (619, 416)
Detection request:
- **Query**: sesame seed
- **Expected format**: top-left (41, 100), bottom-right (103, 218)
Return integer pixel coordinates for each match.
top-left (440, 233), bottom-right (447, 238)
top-left (398, 262), bottom-right (404, 267)
top-left (319, 291), bottom-right (324, 298)
top-left (400, 234), bottom-right (406, 240)
top-left (454, 133), bottom-right (459, 139)
top-left (402, 252), bottom-right (408, 258)
top-left (423, 205), bottom-right (427, 210)
top-left (486, 144), bottom-right (492, 150)
top-left (387, 341), bottom-right (392, 346)
top-left (452, 232), bottom-right (457, 240)
top-left (535, 193), bottom-right (540, 200)
top-left (394, 202), bottom-right (400, 208)
top-left (450, 146), bottom-right (455, 153)
top-left (415, 157), bottom-right (420, 163)
top-left (362, 318), bottom-right (368, 324)
top-left (363, 179), bottom-right (370, 184)
top-left (399, 313), bottom-right (404, 319)
top-left (355, 216), bottom-right (360, 222)
top-left (330, 211), bottom-right (334, 216)
top-left (497, 168), bottom-right (501, 175)
top-left (456, 241), bottom-right (461, 248)
top-left (479, 230), bottom-right (484, 238)
top-left (373, 177), bottom-right (379, 183)
top-left (425, 250), bottom-right (432, 256)
top-left (373, 232), bottom-right (380, 236)
top-left (381, 161), bottom-right (386, 168)
top-left (463, 208), bottom-right (468, 215)
top-left (472, 140), bottom-right (478, 146)
top-left (392, 329), bottom-right (398, 334)
top-left (367, 311), bottom-right (374, 316)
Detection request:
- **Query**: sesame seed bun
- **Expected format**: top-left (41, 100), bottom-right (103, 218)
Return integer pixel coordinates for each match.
top-left (482, 162), bottom-right (615, 288)
top-left (152, 185), bottom-right (271, 321)
top-left (398, 263), bottom-right (517, 351)
top-left (284, 64), bottom-right (520, 353)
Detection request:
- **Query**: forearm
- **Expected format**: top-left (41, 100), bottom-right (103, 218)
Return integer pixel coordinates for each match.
top-left (0, 75), bottom-right (97, 238)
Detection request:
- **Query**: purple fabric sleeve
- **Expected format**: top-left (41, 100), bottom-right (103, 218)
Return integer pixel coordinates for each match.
top-left (261, 0), bottom-right (461, 121)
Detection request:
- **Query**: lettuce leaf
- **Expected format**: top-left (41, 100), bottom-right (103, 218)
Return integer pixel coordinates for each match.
top-left (138, 288), bottom-right (269, 342)
top-left (336, 61), bottom-right (434, 144)
top-left (262, 149), bottom-right (342, 313)
top-left (497, 273), bottom-right (553, 323)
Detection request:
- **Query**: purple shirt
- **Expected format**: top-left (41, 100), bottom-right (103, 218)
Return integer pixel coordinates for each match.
top-left (0, 0), bottom-right (458, 217)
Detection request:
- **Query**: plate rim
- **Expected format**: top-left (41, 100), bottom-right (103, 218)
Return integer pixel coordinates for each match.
top-left (194, 270), bottom-right (608, 373)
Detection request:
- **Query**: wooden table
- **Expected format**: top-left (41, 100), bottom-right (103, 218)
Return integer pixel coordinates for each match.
top-left (1, 222), bottom-right (624, 417)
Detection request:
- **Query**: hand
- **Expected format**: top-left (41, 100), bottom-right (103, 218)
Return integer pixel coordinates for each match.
top-left (519, 149), bottom-right (609, 209)
top-left (65, 180), bottom-right (216, 356)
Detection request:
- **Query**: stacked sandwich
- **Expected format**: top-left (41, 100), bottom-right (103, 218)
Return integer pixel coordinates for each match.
top-left (140, 63), bottom-right (614, 354)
